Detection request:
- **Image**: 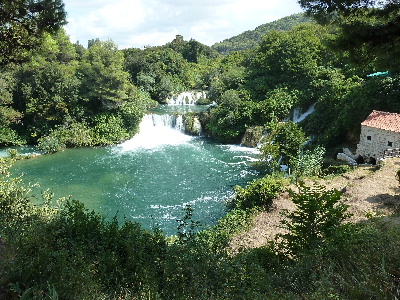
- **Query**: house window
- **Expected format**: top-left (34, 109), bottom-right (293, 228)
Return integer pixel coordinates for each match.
top-left (388, 141), bottom-right (393, 147)
top-left (367, 136), bottom-right (371, 141)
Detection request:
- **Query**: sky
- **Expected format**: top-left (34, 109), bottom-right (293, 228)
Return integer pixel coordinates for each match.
top-left (63, 0), bottom-right (303, 49)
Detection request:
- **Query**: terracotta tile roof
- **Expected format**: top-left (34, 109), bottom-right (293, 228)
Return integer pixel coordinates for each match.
top-left (361, 110), bottom-right (400, 132)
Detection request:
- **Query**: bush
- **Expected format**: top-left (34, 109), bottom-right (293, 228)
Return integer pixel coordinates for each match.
top-left (323, 164), bottom-right (353, 176)
top-left (52, 122), bottom-right (93, 147)
top-left (3, 199), bottom-right (167, 299)
top-left (396, 168), bottom-right (400, 185)
top-left (290, 146), bottom-right (325, 179)
top-left (280, 183), bottom-right (351, 256)
top-left (233, 174), bottom-right (285, 209)
top-left (37, 135), bottom-right (66, 153)
top-left (7, 149), bottom-right (18, 158)
top-left (0, 127), bottom-right (25, 147)
top-left (91, 114), bottom-right (129, 145)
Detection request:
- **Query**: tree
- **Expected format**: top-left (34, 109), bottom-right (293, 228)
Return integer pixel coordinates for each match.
top-left (298, 0), bottom-right (400, 71)
top-left (15, 61), bottom-right (81, 138)
top-left (0, 0), bottom-right (67, 65)
top-left (79, 40), bottom-right (134, 113)
top-left (280, 183), bottom-right (351, 256)
top-left (206, 90), bottom-right (248, 142)
top-left (248, 23), bottom-right (338, 105)
top-left (259, 121), bottom-right (308, 168)
top-left (0, 67), bottom-right (25, 145)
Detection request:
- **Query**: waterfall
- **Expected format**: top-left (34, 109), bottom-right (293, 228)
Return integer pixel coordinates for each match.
top-left (167, 91), bottom-right (207, 105)
top-left (119, 114), bottom-right (193, 151)
top-left (291, 103), bottom-right (316, 123)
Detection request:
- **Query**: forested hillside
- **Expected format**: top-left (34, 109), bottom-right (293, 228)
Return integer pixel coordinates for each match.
top-left (2, 5), bottom-right (398, 155)
top-left (1, 0), bottom-right (400, 299)
top-left (212, 13), bottom-right (313, 54)
top-left (0, 29), bottom-right (156, 152)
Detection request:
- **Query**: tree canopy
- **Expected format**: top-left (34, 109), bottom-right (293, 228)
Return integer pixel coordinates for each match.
top-left (212, 13), bottom-right (313, 55)
top-left (0, 0), bottom-right (67, 66)
top-left (298, 0), bottom-right (400, 71)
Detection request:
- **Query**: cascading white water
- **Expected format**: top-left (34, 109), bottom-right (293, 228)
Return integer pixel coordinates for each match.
top-left (119, 114), bottom-right (193, 151)
top-left (167, 91), bottom-right (207, 105)
top-left (13, 104), bottom-right (261, 234)
top-left (191, 117), bottom-right (202, 135)
top-left (291, 103), bottom-right (316, 123)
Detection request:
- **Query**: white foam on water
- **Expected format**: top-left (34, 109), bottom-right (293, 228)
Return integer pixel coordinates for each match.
top-left (223, 144), bottom-right (261, 155)
top-left (167, 91), bottom-right (207, 105)
top-left (117, 114), bottom-right (194, 152)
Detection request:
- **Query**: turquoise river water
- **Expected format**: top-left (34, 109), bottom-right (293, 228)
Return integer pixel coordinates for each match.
top-left (10, 107), bottom-right (261, 235)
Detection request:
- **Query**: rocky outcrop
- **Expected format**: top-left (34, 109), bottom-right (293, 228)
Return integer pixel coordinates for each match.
top-left (241, 126), bottom-right (264, 148)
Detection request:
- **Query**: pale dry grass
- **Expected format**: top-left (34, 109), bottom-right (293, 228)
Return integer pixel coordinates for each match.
top-left (230, 157), bottom-right (400, 252)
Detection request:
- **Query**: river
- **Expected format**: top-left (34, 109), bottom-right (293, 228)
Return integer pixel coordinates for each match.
top-left (10, 105), bottom-right (261, 235)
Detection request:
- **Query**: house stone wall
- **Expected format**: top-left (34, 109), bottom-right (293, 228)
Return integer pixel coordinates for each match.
top-left (356, 125), bottom-right (400, 159)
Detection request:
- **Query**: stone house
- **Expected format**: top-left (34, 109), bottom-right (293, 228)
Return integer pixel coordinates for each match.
top-left (356, 110), bottom-right (400, 160)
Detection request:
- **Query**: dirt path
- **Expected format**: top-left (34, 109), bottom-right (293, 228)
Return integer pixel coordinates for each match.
top-left (230, 157), bottom-right (400, 251)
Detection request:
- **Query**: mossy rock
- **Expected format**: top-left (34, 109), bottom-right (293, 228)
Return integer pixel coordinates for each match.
top-left (241, 126), bottom-right (264, 147)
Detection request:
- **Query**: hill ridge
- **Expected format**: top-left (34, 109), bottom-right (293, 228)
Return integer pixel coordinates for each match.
top-left (212, 13), bottom-right (314, 55)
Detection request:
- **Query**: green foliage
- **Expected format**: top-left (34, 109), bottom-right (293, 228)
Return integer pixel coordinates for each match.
top-left (396, 169), bottom-right (400, 185)
top-left (7, 149), bottom-right (18, 159)
top-left (15, 60), bottom-right (81, 138)
top-left (37, 122), bottom-right (93, 153)
top-left (280, 183), bottom-right (351, 256)
top-left (0, 160), bottom-right (34, 235)
top-left (299, 0), bottom-right (400, 71)
top-left (248, 23), bottom-right (338, 106)
top-left (0, 127), bottom-right (25, 146)
top-left (3, 159), bottom-right (400, 299)
top-left (176, 205), bottom-right (202, 244)
top-left (199, 208), bottom-right (254, 250)
top-left (0, 67), bottom-right (25, 146)
top-left (0, 0), bottom-right (67, 66)
top-left (37, 135), bottom-right (66, 153)
top-left (206, 90), bottom-right (246, 142)
top-left (234, 175), bottom-right (285, 210)
top-left (323, 164), bottom-right (353, 176)
top-left (290, 146), bottom-right (326, 179)
top-left (79, 40), bottom-right (134, 111)
top-left (0, 33), bottom-right (153, 149)
top-left (52, 122), bottom-right (93, 147)
top-left (305, 74), bottom-right (400, 146)
top-left (91, 114), bottom-right (129, 145)
top-left (212, 13), bottom-right (313, 54)
top-left (259, 121), bottom-right (308, 168)
top-left (123, 37), bottom-right (220, 102)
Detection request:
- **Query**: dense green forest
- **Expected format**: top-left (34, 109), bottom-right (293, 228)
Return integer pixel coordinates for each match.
top-left (1, 2), bottom-right (399, 154)
top-left (211, 13), bottom-right (314, 54)
top-left (1, 0), bottom-right (400, 299)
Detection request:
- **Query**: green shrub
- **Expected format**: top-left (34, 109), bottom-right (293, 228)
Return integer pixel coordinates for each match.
top-left (37, 135), bottom-right (66, 153)
top-left (233, 174), bottom-right (285, 210)
top-left (0, 127), bottom-right (25, 146)
top-left (280, 183), bottom-right (351, 256)
top-left (3, 199), bottom-right (167, 299)
top-left (91, 114), bottom-right (129, 145)
top-left (197, 208), bottom-right (254, 251)
top-left (7, 148), bottom-right (18, 158)
top-left (323, 164), bottom-right (353, 176)
top-left (52, 122), bottom-right (93, 147)
top-left (290, 146), bottom-right (325, 179)
top-left (396, 168), bottom-right (400, 185)
top-left (0, 160), bottom-right (34, 236)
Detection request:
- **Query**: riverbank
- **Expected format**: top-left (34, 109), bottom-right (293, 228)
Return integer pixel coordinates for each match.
top-left (231, 157), bottom-right (400, 251)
